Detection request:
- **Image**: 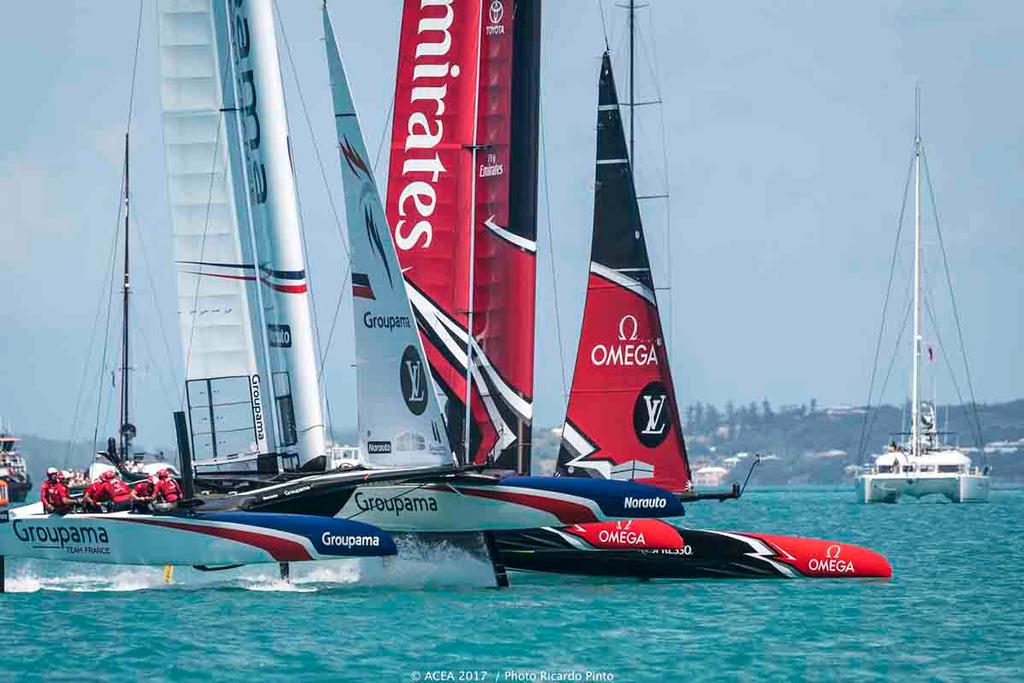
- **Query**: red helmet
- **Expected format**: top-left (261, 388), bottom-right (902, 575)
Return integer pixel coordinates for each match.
top-left (100, 470), bottom-right (116, 481)
top-left (157, 469), bottom-right (170, 480)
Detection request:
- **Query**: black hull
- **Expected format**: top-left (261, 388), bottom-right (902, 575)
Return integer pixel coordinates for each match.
top-left (494, 523), bottom-right (893, 580)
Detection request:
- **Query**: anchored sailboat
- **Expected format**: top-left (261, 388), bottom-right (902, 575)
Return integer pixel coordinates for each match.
top-left (495, 50), bottom-right (892, 580)
top-left (855, 92), bottom-right (989, 504)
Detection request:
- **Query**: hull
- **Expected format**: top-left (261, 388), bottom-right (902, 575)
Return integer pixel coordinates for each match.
top-left (0, 506), bottom-right (396, 566)
top-left (495, 520), bottom-right (892, 580)
top-left (856, 472), bottom-right (990, 503)
top-left (226, 472), bottom-right (686, 533)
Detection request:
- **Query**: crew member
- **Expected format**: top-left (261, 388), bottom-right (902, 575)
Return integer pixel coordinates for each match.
top-left (130, 476), bottom-right (157, 513)
top-left (153, 469), bottom-right (183, 506)
top-left (40, 468), bottom-right (74, 514)
top-left (81, 476), bottom-right (106, 512)
top-left (95, 469), bottom-right (132, 512)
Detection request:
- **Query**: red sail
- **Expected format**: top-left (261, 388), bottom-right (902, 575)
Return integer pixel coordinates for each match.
top-left (554, 53), bottom-right (692, 494)
top-left (386, 0), bottom-right (536, 469)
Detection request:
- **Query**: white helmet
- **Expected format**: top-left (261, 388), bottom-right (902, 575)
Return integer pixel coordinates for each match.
top-left (46, 467), bottom-right (59, 476)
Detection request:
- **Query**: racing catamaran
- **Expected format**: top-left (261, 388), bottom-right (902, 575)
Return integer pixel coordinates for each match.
top-left (493, 51), bottom-right (892, 580)
top-left (0, 107), bottom-right (396, 587)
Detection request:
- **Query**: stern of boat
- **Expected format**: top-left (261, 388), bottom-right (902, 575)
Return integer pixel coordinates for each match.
top-left (855, 472), bottom-right (902, 504)
top-left (954, 472), bottom-right (991, 503)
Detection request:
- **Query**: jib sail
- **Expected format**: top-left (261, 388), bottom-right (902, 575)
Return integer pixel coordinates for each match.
top-left (323, 5), bottom-right (454, 468)
top-left (384, 0), bottom-right (538, 470)
top-left (554, 52), bottom-right (692, 494)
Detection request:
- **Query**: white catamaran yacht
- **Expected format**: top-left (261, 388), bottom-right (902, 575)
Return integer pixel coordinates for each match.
top-left (855, 95), bottom-right (989, 504)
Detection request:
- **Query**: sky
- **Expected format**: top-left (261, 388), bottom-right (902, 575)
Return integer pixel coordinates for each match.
top-left (0, 0), bottom-right (1021, 448)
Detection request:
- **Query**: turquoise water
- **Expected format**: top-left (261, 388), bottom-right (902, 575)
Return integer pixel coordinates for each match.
top-left (2, 487), bottom-right (1022, 682)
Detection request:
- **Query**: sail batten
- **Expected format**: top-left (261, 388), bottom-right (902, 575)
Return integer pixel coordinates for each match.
top-left (158, 1), bottom-right (262, 384)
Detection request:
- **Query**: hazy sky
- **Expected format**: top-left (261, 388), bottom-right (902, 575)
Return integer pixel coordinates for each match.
top-left (1, 1), bottom-right (1021, 448)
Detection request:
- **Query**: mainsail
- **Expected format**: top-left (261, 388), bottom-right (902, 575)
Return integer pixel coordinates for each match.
top-left (554, 52), bottom-right (692, 494)
top-left (222, 0), bottom-right (325, 467)
top-left (384, 0), bottom-right (538, 469)
top-left (323, 5), bottom-right (453, 468)
top-left (158, 0), bottom-right (325, 470)
top-left (158, 0), bottom-right (276, 462)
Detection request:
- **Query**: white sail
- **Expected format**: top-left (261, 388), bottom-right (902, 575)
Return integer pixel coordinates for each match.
top-left (323, 7), bottom-right (453, 468)
top-left (157, 0), bottom-right (276, 459)
top-left (222, 0), bottom-right (325, 467)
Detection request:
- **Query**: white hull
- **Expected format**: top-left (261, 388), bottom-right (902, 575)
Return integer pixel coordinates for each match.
top-left (855, 471), bottom-right (990, 504)
top-left (0, 504), bottom-right (395, 566)
top-left (339, 484), bottom-right (593, 532)
top-left (229, 470), bottom-right (685, 532)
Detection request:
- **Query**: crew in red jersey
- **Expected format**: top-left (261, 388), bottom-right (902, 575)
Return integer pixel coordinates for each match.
top-left (95, 469), bottom-right (132, 512)
top-left (130, 476), bottom-right (157, 513)
top-left (153, 469), bottom-right (183, 506)
top-left (81, 476), bottom-right (105, 512)
top-left (40, 468), bottom-right (74, 514)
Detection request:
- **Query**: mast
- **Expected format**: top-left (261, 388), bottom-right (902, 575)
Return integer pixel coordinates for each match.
top-left (120, 132), bottom-right (131, 461)
top-left (509, 0), bottom-right (542, 474)
top-left (910, 86), bottom-right (922, 457)
top-left (463, 1), bottom-right (486, 465)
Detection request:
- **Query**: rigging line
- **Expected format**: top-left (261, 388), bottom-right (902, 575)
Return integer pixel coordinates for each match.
top-left (271, 6), bottom-right (331, 322)
top-left (273, 4), bottom-right (347, 442)
top-left (273, 0), bottom-right (348, 258)
top-left (180, 112), bottom-right (225, 408)
top-left (67, 170), bottom-right (126, 461)
top-left (128, 299), bottom-right (177, 413)
top-left (88, 0), bottom-right (145, 453)
top-left (317, 264), bottom-right (352, 386)
top-left (180, 22), bottom-right (239, 407)
top-left (539, 96), bottom-right (569, 407)
top-left (921, 146), bottom-right (984, 450)
top-left (640, 7), bottom-right (664, 102)
top-left (125, 0), bottom-right (145, 130)
top-left (372, 92), bottom-right (396, 174)
top-left (91, 199), bottom-right (125, 455)
top-left (633, 6), bottom-right (674, 348)
top-left (289, 173), bottom-right (331, 431)
top-left (920, 262), bottom-right (983, 452)
top-left (595, 0), bottom-right (611, 51)
top-left (274, 1), bottom-right (351, 431)
top-left (863, 275), bottom-right (915, 453)
top-left (923, 295), bottom-right (979, 448)
top-left (857, 147), bottom-right (915, 460)
top-left (129, 196), bottom-right (182, 400)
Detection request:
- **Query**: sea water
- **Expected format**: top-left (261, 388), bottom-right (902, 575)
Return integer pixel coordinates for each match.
top-left (1, 487), bottom-right (1021, 682)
